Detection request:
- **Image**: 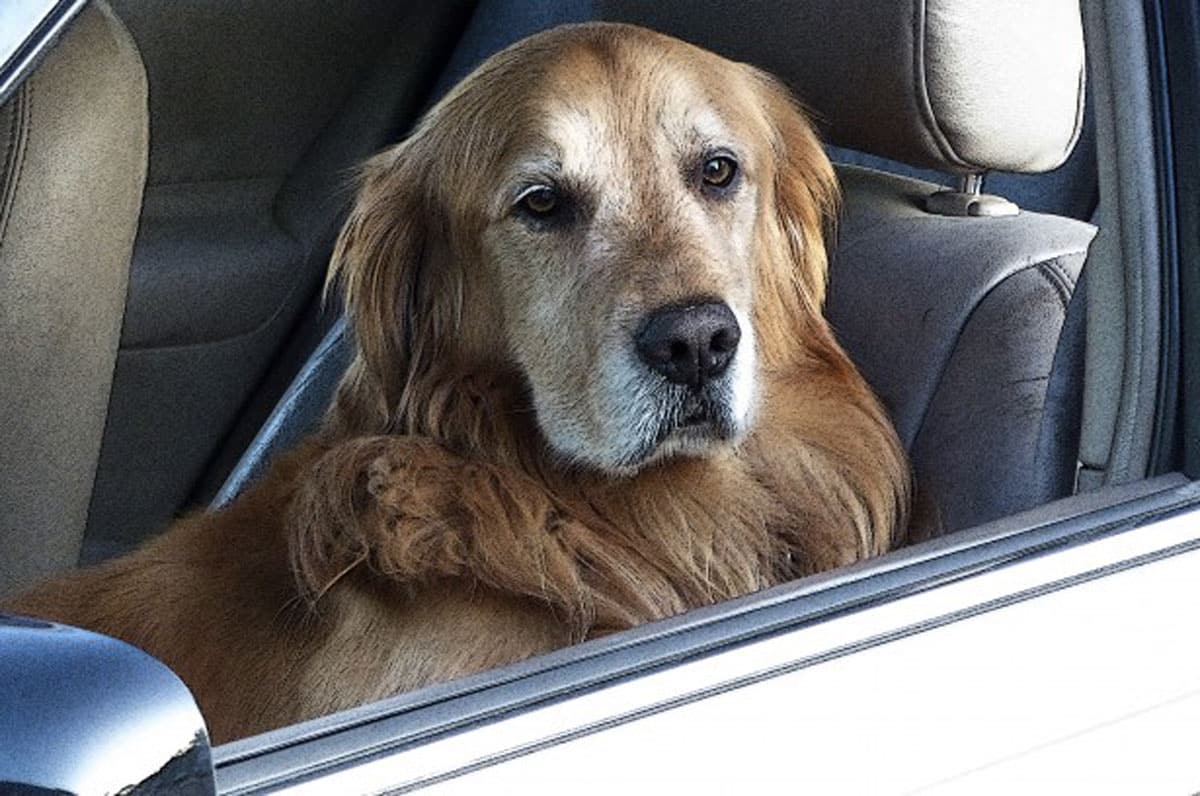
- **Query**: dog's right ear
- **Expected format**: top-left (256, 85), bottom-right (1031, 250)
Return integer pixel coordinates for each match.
top-left (327, 143), bottom-right (438, 431)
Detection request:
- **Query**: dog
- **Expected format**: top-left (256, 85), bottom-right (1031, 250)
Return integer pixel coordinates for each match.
top-left (5, 22), bottom-right (910, 744)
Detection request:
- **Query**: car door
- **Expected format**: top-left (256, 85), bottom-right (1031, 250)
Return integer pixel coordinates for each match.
top-left (214, 477), bottom-right (1200, 793)
top-left (81, 0), bottom-right (476, 563)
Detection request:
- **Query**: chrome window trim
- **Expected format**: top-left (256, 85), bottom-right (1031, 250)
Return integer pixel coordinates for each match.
top-left (215, 475), bottom-right (1199, 793)
top-left (0, 0), bottom-right (89, 107)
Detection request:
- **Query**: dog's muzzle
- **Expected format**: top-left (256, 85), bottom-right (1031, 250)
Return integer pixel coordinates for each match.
top-left (625, 299), bottom-right (746, 463)
top-left (634, 301), bottom-right (741, 388)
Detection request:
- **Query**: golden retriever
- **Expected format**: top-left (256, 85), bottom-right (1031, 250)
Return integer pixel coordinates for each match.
top-left (5, 22), bottom-right (910, 744)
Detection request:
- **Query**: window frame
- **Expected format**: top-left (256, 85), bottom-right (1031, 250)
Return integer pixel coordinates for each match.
top-left (0, 0), bottom-right (88, 106)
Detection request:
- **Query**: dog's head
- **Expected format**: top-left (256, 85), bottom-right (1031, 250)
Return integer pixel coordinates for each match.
top-left (331, 23), bottom-right (839, 474)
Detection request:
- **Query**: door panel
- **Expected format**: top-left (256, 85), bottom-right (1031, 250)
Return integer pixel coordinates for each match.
top-left (83, 0), bottom-right (476, 562)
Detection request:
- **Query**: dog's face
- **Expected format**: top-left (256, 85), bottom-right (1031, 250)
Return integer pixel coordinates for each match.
top-left (483, 47), bottom-right (768, 472)
top-left (333, 24), bottom-right (838, 475)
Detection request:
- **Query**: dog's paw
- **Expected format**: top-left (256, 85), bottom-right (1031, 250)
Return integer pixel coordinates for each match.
top-left (287, 437), bottom-right (473, 603)
top-left (365, 453), bottom-right (399, 499)
top-left (357, 439), bottom-right (463, 523)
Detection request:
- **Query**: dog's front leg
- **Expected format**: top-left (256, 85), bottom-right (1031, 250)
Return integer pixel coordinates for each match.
top-left (286, 435), bottom-right (630, 636)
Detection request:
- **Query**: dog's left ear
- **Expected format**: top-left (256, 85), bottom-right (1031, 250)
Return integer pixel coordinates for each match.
top-left (327, 147), bottom-right (425, 429)
top-left (751, 69), bottom-right (840, 309)
top-left (326, 138), bottom-right (456, 432)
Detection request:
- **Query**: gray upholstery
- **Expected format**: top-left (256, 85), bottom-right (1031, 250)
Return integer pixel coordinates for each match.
top-left (211, 317), bottom-right (352, 509)
top-left (601, 0), bottom-right (1086, 174)
top-left (0, 2), bottom-right (148, 596)
top-left (104, 0), bottom-right (474, 348)
top-left (828, 167), bottom-right (1094, 533)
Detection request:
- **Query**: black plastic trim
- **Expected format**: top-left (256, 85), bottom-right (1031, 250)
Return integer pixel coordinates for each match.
top-left (1155, 0), bottom-right (1200, 478)
top-left (1145, 0), bottom-right (1183, 474)
top-left (1142, 1), bottom-right (1180, 473)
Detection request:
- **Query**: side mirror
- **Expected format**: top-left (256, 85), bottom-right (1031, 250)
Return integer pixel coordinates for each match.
top-left (0, 615), bottom-right (216, 795)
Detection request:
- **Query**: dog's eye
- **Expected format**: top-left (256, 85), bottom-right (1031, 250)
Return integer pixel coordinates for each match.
top-left (701, 155), bottom-right (738, 190)
top-left (516, 185), bottom-right (560, 218)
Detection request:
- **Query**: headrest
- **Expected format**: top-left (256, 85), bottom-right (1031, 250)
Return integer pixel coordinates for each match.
top-left (600, 0), bottom-right (1086, 174)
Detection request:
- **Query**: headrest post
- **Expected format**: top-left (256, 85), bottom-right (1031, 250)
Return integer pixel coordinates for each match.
top-left (926, 171), bottom-right (1019, 218)
top-left (960, 173), bottom-right (984, 196)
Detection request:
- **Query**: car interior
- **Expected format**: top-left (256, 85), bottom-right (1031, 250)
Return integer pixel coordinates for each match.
top-left (0, 0), bottom-right (1171, 759)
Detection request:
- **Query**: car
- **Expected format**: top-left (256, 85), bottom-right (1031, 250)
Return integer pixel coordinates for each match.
top-left (2, 0), bottom-right (1198, 793)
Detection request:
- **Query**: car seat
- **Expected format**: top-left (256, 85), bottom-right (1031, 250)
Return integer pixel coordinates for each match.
top-left (0, 2), bottom-right (148, 596)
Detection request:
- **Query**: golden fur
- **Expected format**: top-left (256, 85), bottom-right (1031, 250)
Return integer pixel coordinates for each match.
top-left (4, 23), bottom-right (910, 744)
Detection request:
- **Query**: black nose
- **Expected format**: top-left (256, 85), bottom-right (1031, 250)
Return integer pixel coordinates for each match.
top-left (635, 301), bottom-right (741, 387)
